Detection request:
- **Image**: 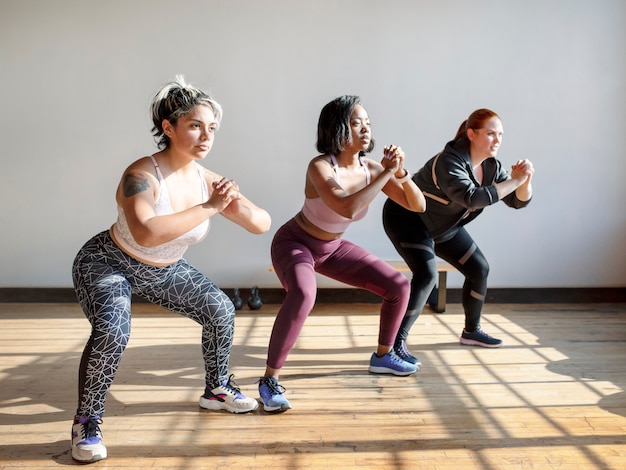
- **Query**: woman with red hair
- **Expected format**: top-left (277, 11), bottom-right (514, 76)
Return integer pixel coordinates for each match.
top-left (383, 109), bottom-right (534, 363)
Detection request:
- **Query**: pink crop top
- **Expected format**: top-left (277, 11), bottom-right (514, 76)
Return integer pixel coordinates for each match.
top-left (112, 156), bottom-right (210, 265)
top-left (301, 154), bottom-right (371, 233)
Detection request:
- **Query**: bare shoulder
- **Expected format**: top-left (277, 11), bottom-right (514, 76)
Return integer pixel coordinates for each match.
top-left (362, 155), bottom-right (383, 175)
top-left (309, 154), bottom-right (332, 172)
top-left (197, 164), bottom-right (223, 185)
top-left (123, 156), bottom-right (157, 175)
top-left (118, 156), bottom-right (158, 199)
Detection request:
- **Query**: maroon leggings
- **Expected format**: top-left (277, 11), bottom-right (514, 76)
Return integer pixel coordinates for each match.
top-left (267, 218), bottom-right (410, 370)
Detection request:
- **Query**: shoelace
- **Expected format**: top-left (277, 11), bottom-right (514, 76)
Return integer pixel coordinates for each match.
top-left (221, 374), bottom-right (243, 395)
top-left (395, 341), bottom-right (412, 357)
top-left (79, 418), bottom-right (102, 439)
top-left (475, 328), bottom-right (495, 339)
top-left (388, 353), bottom-right (406, 366)
top-left (259, 377), bottom-right (286, 395)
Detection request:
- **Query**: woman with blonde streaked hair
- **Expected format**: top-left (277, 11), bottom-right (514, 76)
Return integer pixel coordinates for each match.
top-left (70, 76), bottom-right (271, 462)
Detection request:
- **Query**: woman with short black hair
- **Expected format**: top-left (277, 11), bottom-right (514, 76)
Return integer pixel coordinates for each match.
top-left (258, 95), bottom-right (426, 412)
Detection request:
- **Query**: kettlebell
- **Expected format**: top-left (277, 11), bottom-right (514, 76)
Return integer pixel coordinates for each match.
top-left (247, 285), bottom-right (263, 310)
top-left (231, 288), bottom-right (244, 310)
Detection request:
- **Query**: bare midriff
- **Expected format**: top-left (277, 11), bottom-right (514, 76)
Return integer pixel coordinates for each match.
top-left (109, 226), bottom-right (178, 268)
top-left (294, 211), bottom-right (344, 241)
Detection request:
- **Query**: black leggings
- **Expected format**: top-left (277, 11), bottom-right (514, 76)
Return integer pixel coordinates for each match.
top-left (382, 199), bottom-right (489, 339)
top-left (72, 230), bottom-right (234, 418)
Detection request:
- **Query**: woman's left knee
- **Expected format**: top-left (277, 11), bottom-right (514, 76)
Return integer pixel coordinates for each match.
top-left (466, 258), bottom-right (489, 285)
top-left (476, 258), bottom-right (490, 280)
top-left (381, 271), bottom-right (410, 302)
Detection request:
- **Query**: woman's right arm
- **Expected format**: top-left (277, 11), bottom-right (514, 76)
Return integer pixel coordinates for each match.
top-left (116, 160), bottom-right (224, 247)
top-left (442, 156), bottom-right (532, 210)
top-left (438, 155), bottom-right (499, 210)
top-left (307, 156), bottom-right (395, 219)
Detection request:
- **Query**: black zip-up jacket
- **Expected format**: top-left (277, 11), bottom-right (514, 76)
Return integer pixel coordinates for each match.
top-left (413, 136), bottom-right (531, 240)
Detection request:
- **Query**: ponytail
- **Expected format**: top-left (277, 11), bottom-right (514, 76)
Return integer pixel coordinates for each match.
top-left (454, 120), bottom-right (468, 140)
top-left (454, 109), bottom-right (500, 141)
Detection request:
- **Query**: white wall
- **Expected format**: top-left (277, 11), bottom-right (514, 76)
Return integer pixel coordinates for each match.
top-left (1, 0), bottom-right (624, 289)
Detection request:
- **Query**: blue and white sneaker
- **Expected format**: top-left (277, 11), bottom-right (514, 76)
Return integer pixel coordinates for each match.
top-left (258, 376), bottom-right (291, 412)
top-left (393, 339), bottom-right (422, 369)
top-left (368, 351), bottom-right (417, 376)
top-left (199, 375), bottom-right (259, 413)
top-left (71, 416), bottom-right (107, 463)
top-left (460, 327), bottom-right (503, 348)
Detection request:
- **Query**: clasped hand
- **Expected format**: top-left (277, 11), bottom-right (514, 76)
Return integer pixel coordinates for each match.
top-left (381, 145), bottom-right (406, 177)
top-left (510, 159), bottom-right (534, 183)
top-left (209, 177), bottom-right (241, 211)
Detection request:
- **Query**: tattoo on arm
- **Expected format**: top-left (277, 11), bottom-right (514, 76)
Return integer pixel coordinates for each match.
top-left (123, 173), bottom-right (149, 197)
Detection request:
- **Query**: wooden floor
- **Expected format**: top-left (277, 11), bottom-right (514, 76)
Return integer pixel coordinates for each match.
top-left (1, 302), bottom-right (625, 469)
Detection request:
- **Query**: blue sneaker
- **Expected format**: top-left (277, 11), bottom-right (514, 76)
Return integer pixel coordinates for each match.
top-left (393, 339), bottom-right (422, 369)
top-left (368, 351), bottom-right (417, 376)
top-left (460, 327), bottom-right (503, 348)
top-left (258, 376), bottom-right (291, 412)
top-left (71, 416), bottom-right (107, 463)
top-left (199, 375), bottom-right (259, 413)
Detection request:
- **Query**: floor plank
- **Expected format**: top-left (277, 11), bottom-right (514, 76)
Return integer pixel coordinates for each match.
top-left (0, 302), bottom-right (625, 469)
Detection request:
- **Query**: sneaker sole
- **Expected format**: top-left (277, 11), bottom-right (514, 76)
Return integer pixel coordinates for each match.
top-left (262, 401), bottom-right (292, 413)
top-left (71, 447), bottom-right (107, 463)
top-left (199, 398), bottom-right (259, 413)
top-left (368, 365), bottom-right (417, 376)
top-left (459, 337), bottom-right (502, 348)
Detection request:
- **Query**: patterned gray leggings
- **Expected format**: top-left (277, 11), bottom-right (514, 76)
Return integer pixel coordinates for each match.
top-left (72, 230), bottom-right (234, 418)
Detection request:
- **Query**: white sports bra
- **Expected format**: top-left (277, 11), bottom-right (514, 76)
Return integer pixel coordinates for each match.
top-left (112, 156), bottom-right (210, 265)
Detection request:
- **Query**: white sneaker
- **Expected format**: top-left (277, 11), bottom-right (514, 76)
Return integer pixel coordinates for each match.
top-left (71, 416), bottom-right (107, 462)
top-left (199, 375), bottom-right (259, 413)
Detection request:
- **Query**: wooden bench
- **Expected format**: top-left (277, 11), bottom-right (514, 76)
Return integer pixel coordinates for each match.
top-left (269, 260), bottom-right (456, 313)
